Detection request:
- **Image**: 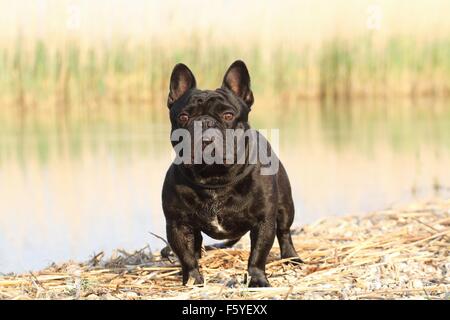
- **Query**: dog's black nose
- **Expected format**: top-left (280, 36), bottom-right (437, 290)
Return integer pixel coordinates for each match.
top-left (204, 119), bottom-right (215, 128)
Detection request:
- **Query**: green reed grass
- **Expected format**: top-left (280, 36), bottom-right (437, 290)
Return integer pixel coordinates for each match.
top-left (1, 35), bottom-right (450, 108)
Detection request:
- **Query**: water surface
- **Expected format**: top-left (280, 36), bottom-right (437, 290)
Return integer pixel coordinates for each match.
top-left (1, 99), bottom-right (449, 273)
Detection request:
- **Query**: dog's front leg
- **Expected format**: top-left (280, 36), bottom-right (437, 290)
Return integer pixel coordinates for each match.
top-left (166, 220), bottom-right (204, 285)
top-left (247, 217), bottom-right (276, 287)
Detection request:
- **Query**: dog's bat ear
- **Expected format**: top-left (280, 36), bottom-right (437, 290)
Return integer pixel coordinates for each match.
top-left (168, 63), bottom-right (196, 108)
top-left (222, 60), bottom-right (254, 108)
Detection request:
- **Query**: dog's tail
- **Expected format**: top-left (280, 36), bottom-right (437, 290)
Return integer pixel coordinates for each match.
top-left (160, 238), bottom-right (241, 259)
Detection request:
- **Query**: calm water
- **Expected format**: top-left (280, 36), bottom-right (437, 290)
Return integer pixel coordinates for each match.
top-left (1, 99), bottom-right (450, 273)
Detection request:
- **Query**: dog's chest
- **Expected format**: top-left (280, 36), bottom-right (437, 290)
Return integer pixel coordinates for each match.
top-left (192, 190), bottom-right (252, 238)
top-left (200, 193), bottom-right (222, 217)
top-left (197, 193), bottom-right (226, 231)
top-left (195, 192), bottom-right (240, 235)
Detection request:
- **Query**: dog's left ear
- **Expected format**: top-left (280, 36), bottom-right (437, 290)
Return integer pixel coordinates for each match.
top-left (168, 63), bottom-right (197, 109)
top-left (222, 60), bottom-right (254, 108)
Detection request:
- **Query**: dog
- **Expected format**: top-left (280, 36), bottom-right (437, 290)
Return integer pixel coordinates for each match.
top-left (161, 60), bottom-right (301, 287)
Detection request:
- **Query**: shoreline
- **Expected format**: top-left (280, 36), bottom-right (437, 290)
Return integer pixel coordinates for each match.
top-left (0, 199), bottom-right (449, 300)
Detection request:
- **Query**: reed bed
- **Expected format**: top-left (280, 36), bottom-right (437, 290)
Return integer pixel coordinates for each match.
top-left (2, 35), bottom-right (450, 108)
top-left (0, 199), bottom-right (448, 300)
top-left (2, 1), bottom-right (450, 106)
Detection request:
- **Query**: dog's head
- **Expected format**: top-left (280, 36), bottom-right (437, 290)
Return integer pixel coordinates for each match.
top-left (167, 60), bottom-right (255, 167)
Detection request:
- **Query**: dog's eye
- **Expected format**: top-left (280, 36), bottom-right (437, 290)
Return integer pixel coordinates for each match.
top-left (223, 112), bottom-right (234, 121)
top-left (178, 114), bottom-right (189, 122)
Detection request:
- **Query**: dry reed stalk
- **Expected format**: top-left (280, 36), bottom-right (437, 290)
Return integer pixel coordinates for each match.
top-left (0, 199), bottom-right (448, 300)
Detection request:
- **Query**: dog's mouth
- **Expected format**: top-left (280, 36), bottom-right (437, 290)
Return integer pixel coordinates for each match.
top-left (188, 137), bottom-right (217, 164)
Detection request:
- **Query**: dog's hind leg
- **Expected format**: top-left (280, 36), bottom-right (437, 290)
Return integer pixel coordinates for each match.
top-left (160, 231), bottom-right (203, 260)
top-left (161, 237), bottom-right (241, 259)
top-left (204, 238), bottom-right (242, 250)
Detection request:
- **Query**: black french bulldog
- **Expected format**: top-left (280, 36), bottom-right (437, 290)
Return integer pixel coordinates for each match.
top-left (162, 60), bottom-right (301, 287)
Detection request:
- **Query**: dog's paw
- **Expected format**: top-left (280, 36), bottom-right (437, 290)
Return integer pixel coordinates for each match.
top-left (160, 245), bottom-right (173, 259)
top-left (248, 276), bottom-right (271, 288)
top-left (183, 269), bottom-right (204, 286)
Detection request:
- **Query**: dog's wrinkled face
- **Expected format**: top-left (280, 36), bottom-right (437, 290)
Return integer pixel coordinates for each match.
top-left (167, 61), bottom-right (255, 165)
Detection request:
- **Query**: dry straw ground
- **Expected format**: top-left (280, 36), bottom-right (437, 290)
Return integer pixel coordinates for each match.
top-left (0, 199), bottom-right (449, 300)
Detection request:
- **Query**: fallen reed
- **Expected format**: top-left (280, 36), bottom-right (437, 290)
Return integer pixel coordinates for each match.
top-left (0, 199), bottom-right (448, 300)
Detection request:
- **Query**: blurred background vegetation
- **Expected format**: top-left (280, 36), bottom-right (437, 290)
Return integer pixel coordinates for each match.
top-left (1, 0), bottom-right (450, 108)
